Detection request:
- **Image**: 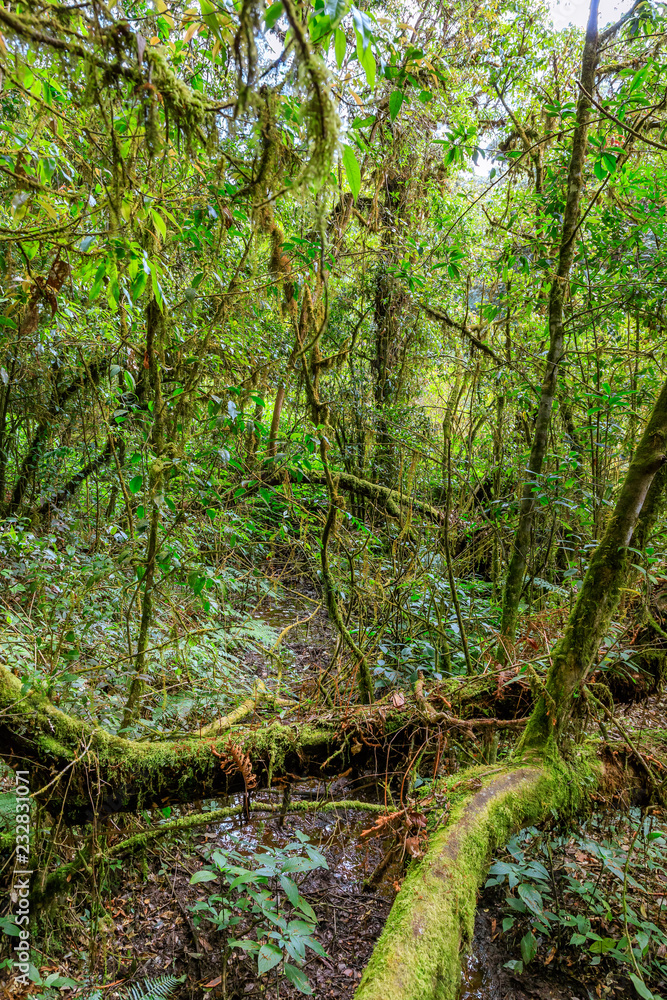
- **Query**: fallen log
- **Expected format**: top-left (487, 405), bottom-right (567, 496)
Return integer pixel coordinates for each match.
top-left (354, 755), bottom-right (599, 1000)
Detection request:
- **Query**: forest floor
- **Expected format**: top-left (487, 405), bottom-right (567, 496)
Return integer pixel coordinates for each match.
top-left (45, 787), bottom-right (398, 1000)
top-left (2, 573), bottom-right (667, 1000)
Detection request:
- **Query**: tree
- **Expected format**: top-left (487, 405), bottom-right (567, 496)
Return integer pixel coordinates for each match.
top-left (0, 0), bottom-right (666, 996)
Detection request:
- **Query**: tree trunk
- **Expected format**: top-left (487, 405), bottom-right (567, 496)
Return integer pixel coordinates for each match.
top-left (267, 382), bottom-right (287, 459)
top-left (497, 0), bottom-right (600, 657)
top-left (120, 299), bottom-right (166, 732)
top-left (520, 375), bottom-right (667, 748)
top-left (354, 762), bottom-right (598, 1000)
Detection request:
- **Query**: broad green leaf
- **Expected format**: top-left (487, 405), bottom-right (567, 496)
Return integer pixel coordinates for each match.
top-left (342, 145), bottom-right (361, 200)
top-left (190, 869), bottom-right (217, 884)
top-left (589, 937), bottom-right (617, 954)
top-left (629, 974), bottom-right (655, 1000)
top-left (150, 208), bottom-right (167, 240)
top-left (229, 939), bottom-right (260, 952)
top-left (602, 152), bottom-right (617, 173)
top-left (517, 883), bottom-right (543, 916)
top-left (258, 942), bottom-right (282, 974)
top-left (283, 964), bottom-right (313, 994)
top-left (488, 861), bottom-right (516, 875)
top-left (325, 0), bottom-right (347, 19)
top-left (265, 2), bottom-right (283, 28)
top-left (334, 27), bottom-right (346, 67)
top-left (594, 159), bottom-right (608, 180)
top-left (389, 90), bottom-right (404, 121)
top-left (520, 930), bottom-right (537, 965)
top-left (129, 475), bottom-right (143, 494)
top-left (355, 32), bottom-right (375, 87)
top-left (280, 875), bottom-right (300, 908)
top-left (200, 0), bottom-right (223, 40)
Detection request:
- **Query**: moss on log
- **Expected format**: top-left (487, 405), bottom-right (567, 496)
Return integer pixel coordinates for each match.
top-left (354, 755), bottom-right (599, 1000)
top-left (0, 662), bottom-right (338, 823)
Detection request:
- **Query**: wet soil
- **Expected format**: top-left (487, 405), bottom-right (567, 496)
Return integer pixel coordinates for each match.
top-left (29, 782), bottom-right (399, 1000)
top-left (459, 910), bottom-right (599, 1000)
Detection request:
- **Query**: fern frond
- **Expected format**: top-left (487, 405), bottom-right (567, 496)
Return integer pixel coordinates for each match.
top-left (124, 975), bottom-right (184, 1000)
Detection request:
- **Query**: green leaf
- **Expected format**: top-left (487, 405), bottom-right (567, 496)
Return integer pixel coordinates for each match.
top-left (190, 869), bottom-right (217, 884)
top-left (594, 159), bottom-right (608, 180)
top-left (200, 0), bottom-right (223, 40)
top-left (520, 931), bottom-right (537, 965)
top-left (589, 937), bottom-right (618, 954)
top-left (258, 943), bottom-right (282, 974)
top-left (280, 875), bottom-right (300, 908)
top-left (229, 939), bottom-right (260, 952)
top-left (265, 1), bottom-right (283, 28)
top-left (356, 34), bottom-right (375, 88)
top-left (229, 870), bottom-right (260, 889)
top-left (129, 475), bottom-right (143, 494)
top-left (296, 898), bottom-right (317, 922)
top-left (334, 27), bottom-right (346, 67)
top-left (602, 151), bottom-right (617, 173)
top-left (488, 861), bottom-right (516, 876)
top-left (629, 974), bottom-right (655, 1000)
top-left (342, 145), bottom-right (361, 200)
top-left (389, 90), bottom-right (404, 121)
top-left (517, 883), bottom-right (543, 916)
top-left (150, 208), bottom-right (167, 240)
top-left (283, 964), bottom-right (313, 994)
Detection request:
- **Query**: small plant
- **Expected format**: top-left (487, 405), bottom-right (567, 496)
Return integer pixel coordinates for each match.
top-left (485, 813), bottom-right (667, 1000)
top-left (189, 830), bottom-right (328, 995)
top-left (27, 975), bottom-right (184, 1000)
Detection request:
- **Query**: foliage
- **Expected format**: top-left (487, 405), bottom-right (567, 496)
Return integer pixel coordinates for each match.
top-left (486, 812), bottom-right (667, 998)
top-left (189, 830), bottom-right (329, 995)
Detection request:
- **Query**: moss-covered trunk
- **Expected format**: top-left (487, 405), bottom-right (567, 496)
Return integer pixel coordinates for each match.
top-left (354, 759), bottom-right (596, 1000)
top-left (0, 661), bottom-right (341, 824)
top-left (498, 0), bottom-right (600, 656)
top-left (520, 375), bottom-right (667, 747)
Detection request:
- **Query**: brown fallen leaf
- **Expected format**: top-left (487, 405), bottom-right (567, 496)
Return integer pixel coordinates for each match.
top-left (202, 976), bottom-right (222, 989)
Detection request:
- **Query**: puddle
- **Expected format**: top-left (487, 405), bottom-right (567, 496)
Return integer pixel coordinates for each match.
top-left (458, 912), bottom-right (501, 1000)
top-left (202, 782), bottom-right (398, 902)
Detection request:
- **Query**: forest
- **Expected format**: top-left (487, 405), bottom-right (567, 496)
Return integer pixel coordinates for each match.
top-left (0, 0), bottom-right (666, 997)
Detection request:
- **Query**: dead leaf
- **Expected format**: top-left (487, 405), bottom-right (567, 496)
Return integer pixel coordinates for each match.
top-left (405, 836), bottom-right (422, 858)
top-left (46, 259), bottom-right (70, 291)
top-left (202, 977), bottom-right (222, 989)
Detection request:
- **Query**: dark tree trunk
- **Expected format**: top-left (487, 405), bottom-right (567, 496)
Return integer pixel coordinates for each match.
top-left (498, 0), bottom-right (600, 657)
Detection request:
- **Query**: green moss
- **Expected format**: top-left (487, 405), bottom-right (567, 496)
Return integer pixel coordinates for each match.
top-left (354, 753), bottom-right (600, 1000)
top-left (0, 663), bottom-right (336, 818)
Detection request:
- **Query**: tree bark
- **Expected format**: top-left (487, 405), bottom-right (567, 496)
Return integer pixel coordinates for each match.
top-left (120, 299), bottom-right (166, 732)
top-left (497, 0), bottom-right (600, 657)
top-left (520, 376), bottom-right (667, 748)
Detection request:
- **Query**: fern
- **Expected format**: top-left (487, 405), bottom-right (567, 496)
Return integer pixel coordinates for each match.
top-left (124, 976), bottom-right (184, 1000)
top-left (64, 974), bottom-right (184, 1000)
